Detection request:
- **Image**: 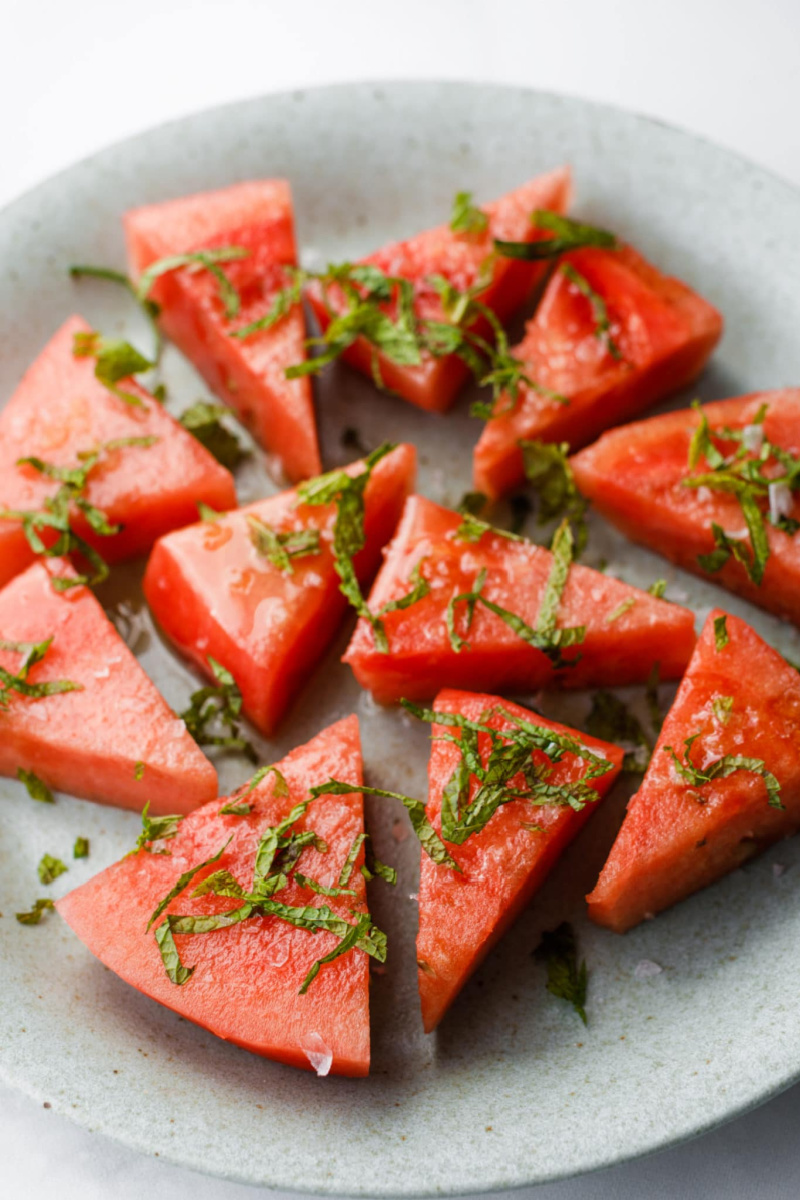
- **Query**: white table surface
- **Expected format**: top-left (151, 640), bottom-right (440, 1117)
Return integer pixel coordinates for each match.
top-left (3, 0), bottom-right (800, 1196)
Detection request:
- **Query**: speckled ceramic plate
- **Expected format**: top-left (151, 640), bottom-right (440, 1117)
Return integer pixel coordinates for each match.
top-left (2, 81), bottom-right (800, 1196)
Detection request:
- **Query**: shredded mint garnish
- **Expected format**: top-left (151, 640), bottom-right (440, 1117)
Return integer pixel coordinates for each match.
top-left (17, 768), bottom-right (54, 803)
top-left (534, 922), bottom-right (588, 1023)
top-left (72, 330), bottom-right (156, 407)
top-left (684, 402), bottom-right (800, 587)
top-left (664, 731), bottom-right (783, 809)
top-left (403, 701), bottom-right (612, 845)
top-left (0, 436), bottom-right (158, 590)
top-left (605, 597), bottom-right (636, 623)
top-left (454, 510), bottom-right (523, 545)
top-left (130, 802), bottom-right (184, 856)
top-left (648, 579), bottom-right (668, 598)
top-left (136, 247), bottom-right (250, 320)
top-left (296, 444), bottom-right (410, 651)
top-left (495, 210), bottom-right (617, 262)
top-left (0, 638), bottom-right (82, 710)
top-left (16, 898), bottom-right (55, 925)
top-left (712, 695), bottom-right (734, 724)
top-left (38, 853), bottom-right (68, 885)
top-left (449, 191), bottom-right (489, 236)
top-left (69, 263), bottom-right (162, 359)
top-left (197, 501), bottom-right (223, 522)
top-left (247, 515), bottom-right (321, 574)
top-left (520, 440), bottom-right (589, 556)
top-left (180, 656), bottom-right (256, 762)
top-left (178, 401), bottom-right (246, 469)
top-left (714, 614), bottom-right (730, 650)
top-left (73, 836), bottom-right (90, 859)
top-left (134, 761), bottom-right (146, 781)
top-left (560, 262), bottom-right (622, 361)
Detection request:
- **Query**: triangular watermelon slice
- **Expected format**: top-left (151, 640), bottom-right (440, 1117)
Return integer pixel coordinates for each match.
top-left (473, 243), bottom-right (723, 498)
top-left (343, 494), bottom-right (696, 703)
top-left (571, 390), bottom-right (800, 623)
top-left (587, 609), bottom-right (800, 932)
top-left (144, 444), bottom-right (416, 735)
top-left (305, 168), bottom-right (572, 413)
top-left (417, 689), bottom-right (623, 1031)
top-left (0, 558), bottom-right (216, 812)
top-left (125, 180), bottom-right (320, 483)
top-left (0, 315), bottom-right (237, 590)
top-left (57, 715), bottom-right (374, 1076)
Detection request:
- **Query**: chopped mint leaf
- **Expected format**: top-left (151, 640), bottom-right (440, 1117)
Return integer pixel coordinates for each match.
top-left (311, 779), bottom-right (458, 870)
top-left (648, 579), bottom-right (668, 598)
top-left (0, 638), bottom-right (82, 711)
top-left (520, 439), bottom-right (588, 555)
top-left (586, 690), bottom-right (650, 773)
top-left (136, 247), bottom-right (250, 320)
top-left (147, 838), bottom-right (232, 931)
top-left (247, 515), bottom-right (321, 574)
top-left (0, 437), bottom-right (157, 591)
top-left (458, 491), bottom-right (488, 518)
top-left (714, 614), bottom-right (730, 651)
top-left (560, 262), bottom-right (622, 360)
top-left (495, 211), bottom-right (617, 262)
top-left (73, 836), bottom-right (90, 859)
top-left (534, 922), bottom-right (588, 1023)
top-left (294, 872), bottom-right (357, 898)
top-left (16, 898), bottom-right (55, 926)
top-left (38, 853), bottom-right (68, 886)
top-left (454, 511), bottom-right (523, 544)
top-left (73, 330), bottom-right (156, 407)
top-left (296, 444), bottom-right (398, 650)
top-left (130, 802), bottom-right (183, 856)
top-left (449, 191), bottom-right (489, 236)
top-left (180, 656), bottom-right (256, 762)
top-left (69, 263), bottom-right (162, 360)
top-left (17, 768), bottom-right (54, 804)
top-left (190, 868), bottom-right (244, 899)
top-left (605, 596), bottom-right (636, 623)
top-left (134, 761), bottom-right (145, 781)
top-left (664, 731), bottom-right (783, 809)
top-left (197, 501), bottom-right (223, 522)
top-left (712, 695), bottom-right (734, 724)
top-left (178, 401), bottom-right (245, 469)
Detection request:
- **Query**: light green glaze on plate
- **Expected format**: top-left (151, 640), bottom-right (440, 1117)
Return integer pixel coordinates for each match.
top-left (1, 82), bottom-right (800, 1195)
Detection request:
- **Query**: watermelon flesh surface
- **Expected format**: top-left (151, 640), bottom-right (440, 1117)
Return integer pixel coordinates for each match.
top-left (306, 168), bottom-right (572, 413)
top-left (0, 559), bottom-right (216, 813)
top-left (57, 715), bottom-right (372, 1076)
top-left (587, 609), bottom-right (800, 932)
top-left (125, 180), bottom-right (320, 483)
top-left (473, 243), bottom-right (723, 499)
top-left (344, 494), bottom-right (697, 703)
top-left (417, 689), bottom-right (623, 1031)
top-left (144, 444), bottom-right (416, 735)
top-left (0, 315), bottom-right (237, 590)
top-left (571, 390), bottom-right (800, 624)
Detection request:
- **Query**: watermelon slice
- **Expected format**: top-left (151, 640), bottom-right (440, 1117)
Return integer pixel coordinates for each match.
top-left (473, 244), bottom-right (723, 498)
top-left (125, 180), bottom-right (320, 483)
top-left (417, 689), bottom-right (623, 1031)
top-left (57, 715), bottom-right (374, 1076)
top-left (343, 494), bottom-right (696, 703)
top-left (305, 169), bottom-right (572, 413)
top-left (587, 609), bottom-right (800, 932)
top-left (144, 444), bottom-right (416, 735)
top-left (571, 390), bottom-right (800, 623)
top-left (0, 558), bottom-right (216, 813)
top-left (0, 315), bottom-right (237, 590)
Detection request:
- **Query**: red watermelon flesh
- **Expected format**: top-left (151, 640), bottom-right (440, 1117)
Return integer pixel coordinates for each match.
top-left (473, 244), bottom-right (723, 499)
top-left (0, 315), bottom-right (237, 589)
top-left (144, 444), bottom-right (416, 735)
top-left (57, 715), bottom-right (373, 1076)
top-left (125, 180), bottom-right (320, 483)
top-left (417, 689), bottom-right (623, 1031)
top-left (306, 168), bottom-right (572, 413)
top-left (0, 558), bottom-right (216, 813)
top-left (343, 494), bottom-right (696, 704)
top-left (587, 609), bottom-right (800, 932)
top-left (571, 390), bottom-right (800, 623)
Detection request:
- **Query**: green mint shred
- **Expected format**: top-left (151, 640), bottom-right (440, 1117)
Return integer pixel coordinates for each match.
top-left (180, 656), bottom-right (256, 762)
top-left (17, 768), bottom-right (54, 803)
top-left (664, 731), bottom-right (783, 809)
top-left (494, 210), bottom-right (617, 262)
top-left (178, 401), bottom-right (246, 469)
top-left (534, 922), bottom-right (588, 1023)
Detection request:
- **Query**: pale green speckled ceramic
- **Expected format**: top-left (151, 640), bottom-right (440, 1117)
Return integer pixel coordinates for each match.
top-left (2, 82), bottom-right (800, 1195)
